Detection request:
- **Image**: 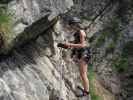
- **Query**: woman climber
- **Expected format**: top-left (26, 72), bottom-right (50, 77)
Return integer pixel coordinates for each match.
top-left (57, 17), bottom-right (91, 97)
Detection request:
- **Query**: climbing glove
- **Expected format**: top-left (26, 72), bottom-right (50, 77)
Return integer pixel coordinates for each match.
top-left (57, 43), bottom-right (68, 49)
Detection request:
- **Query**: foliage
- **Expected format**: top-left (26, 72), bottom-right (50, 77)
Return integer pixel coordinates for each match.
top-left (112, 57), bottom-right (128, 72)
top-left (0, 2), bottom-right (12, 50)
top-left (0, 12), bottom-right (11, 33)
top-left (0, 0), bottom-right (12, 4)
top-left (95, 31), bottom-right (108, 47)
top-left (112, 41), bottom-right (133, 72)
top-left (95, 16), bottom-right (122, 54)
top-left (105, 16), bottom-right (122, 42)
top-left (0, 3), bottom-right (11, 32)
top-left (122, 41), bottom-right (133, 57)
top-left (106, 41), bottom-right (116, 53)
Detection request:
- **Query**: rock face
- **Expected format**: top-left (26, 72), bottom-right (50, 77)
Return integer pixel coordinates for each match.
top-left (0, 0), bottom-right (86, 100)
top-left (0, 0), bottom-right (117, 100)
top-left (68, 0), bottom-right (133, 100)
top-left (0, 0), bottom-right (73, 54)
top-left (0, 20), bottom-right (87, 100)
top-left (0, 0), bottom-right (133, 100)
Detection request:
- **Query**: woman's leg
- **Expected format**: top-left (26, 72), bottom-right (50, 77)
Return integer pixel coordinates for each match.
top-left (79, 58), bottom-right (89, 92)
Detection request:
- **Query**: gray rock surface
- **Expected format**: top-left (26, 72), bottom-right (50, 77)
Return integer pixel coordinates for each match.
top-left (1, 0), bottom-right (133, 100)
top-left (0, 0), bottom-right (73, 54)
top-left (0, 19), bottom-right (91, 100)
top-left (68, 0), bottom-right (133, 100)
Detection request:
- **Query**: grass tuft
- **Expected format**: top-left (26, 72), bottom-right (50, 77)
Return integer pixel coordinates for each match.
top-left (0, 3), bottom-right (13, 52)
top-left (88, 64), bottom-right (101, 100)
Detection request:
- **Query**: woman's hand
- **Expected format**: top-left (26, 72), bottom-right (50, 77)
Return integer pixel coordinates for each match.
top-left (57, 43), bottom-right (69, 49)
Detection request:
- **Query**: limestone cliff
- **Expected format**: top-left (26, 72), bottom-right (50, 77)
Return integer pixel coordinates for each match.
top-left (69, 0), bottom-right (133, 100)
top-left (0, 0), bottom-right (73, 54)
top-left (0, 0), bottom-right (133, 100)
top-left (0, 0), bottom-right (83, 100)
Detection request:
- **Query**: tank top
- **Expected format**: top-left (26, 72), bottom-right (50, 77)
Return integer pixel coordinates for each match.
top-left (73, 30), bottom-right (80, 44)
top-left (73, 30), bottom-right (87, 44)
top-left (71, 30), bottom-right (91, 60)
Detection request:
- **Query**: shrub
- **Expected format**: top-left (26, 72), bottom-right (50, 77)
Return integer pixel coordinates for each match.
top-left (113, 57), bottom-right (128, 72)
top-left (95, 31), bottom-right (109, 46)
top-left (122, 41), bottom-right (133, 57)
top-left (112, 41), bottom-right (133, 72)
top-left (0, 0), bottom-right (12, 4)
top-left (106, 41), bottom-right (116, 53)
top-left (0, 3), bottom-right (11, 33)
top-left (0, 3), bottom-right (12, 51)
top-left (95, 16), bottom-right (122, 48)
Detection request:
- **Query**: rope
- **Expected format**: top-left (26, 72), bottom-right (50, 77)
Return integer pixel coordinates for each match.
top-left (83, 0), bottom-right (115, 34)
top-left (59, 48), bottom-right (64, 100)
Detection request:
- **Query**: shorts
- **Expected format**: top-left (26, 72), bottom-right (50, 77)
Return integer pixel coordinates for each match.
top-left (71, 47), bottom-right (91, 63)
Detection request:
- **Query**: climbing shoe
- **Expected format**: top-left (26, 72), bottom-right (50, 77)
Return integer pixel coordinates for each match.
top-left (76, 86), bottom-right (89, 97)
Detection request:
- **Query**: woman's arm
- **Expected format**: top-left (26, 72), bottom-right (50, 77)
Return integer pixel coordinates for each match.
top-left (65, 30), bottom-right (86, 48)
